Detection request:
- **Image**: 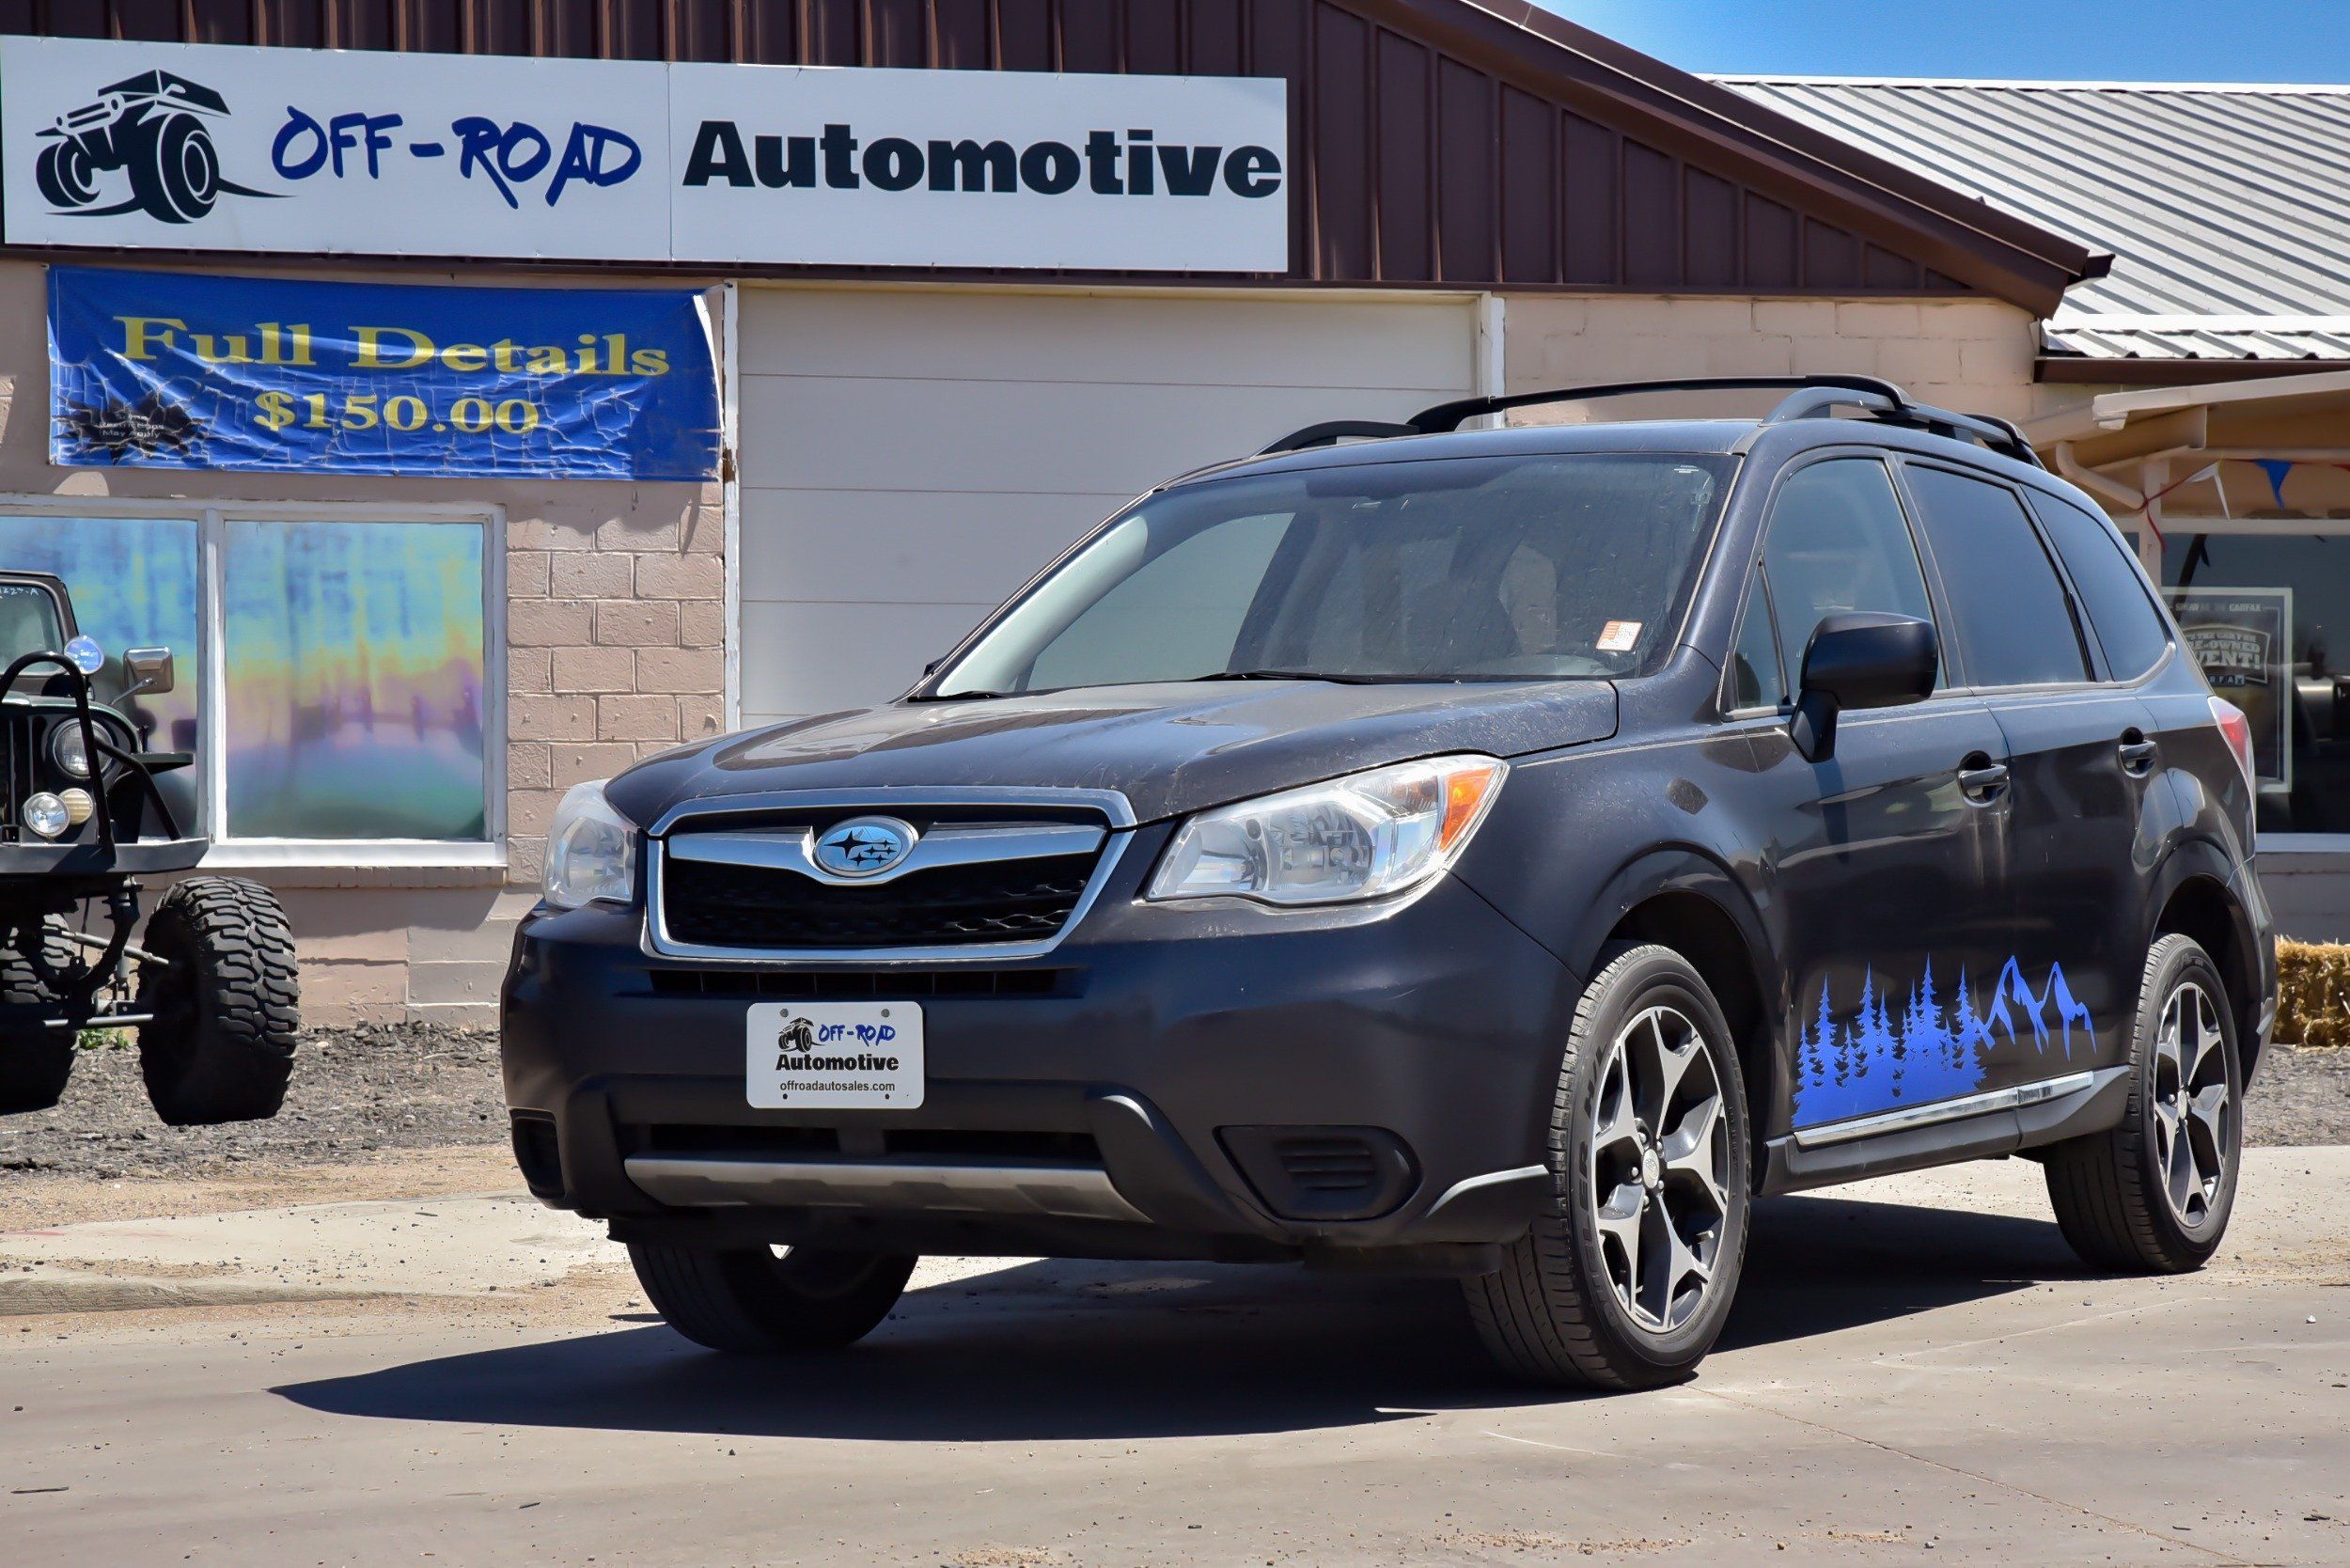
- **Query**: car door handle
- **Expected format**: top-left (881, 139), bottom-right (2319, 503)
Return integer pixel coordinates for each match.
top-left (1957, 757), bottom-right (2010, 804)
top-left (2118, 734), bottom-right (2159, 776)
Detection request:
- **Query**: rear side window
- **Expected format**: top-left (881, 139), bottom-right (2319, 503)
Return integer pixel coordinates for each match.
top-left (1904, 466), bottom-right (2089, 689)
top-left (2027, 491), bottom-right (2172, 681)
top-left (1759, 458), bottom-right (1939, 683)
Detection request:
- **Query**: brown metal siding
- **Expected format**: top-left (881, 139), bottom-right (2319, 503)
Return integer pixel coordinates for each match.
top-left (0, 0), bottom-right (1976, 294)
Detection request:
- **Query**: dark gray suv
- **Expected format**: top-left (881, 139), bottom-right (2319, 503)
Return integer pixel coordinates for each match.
top-left (502, 375), bottom-right (2275, 1388)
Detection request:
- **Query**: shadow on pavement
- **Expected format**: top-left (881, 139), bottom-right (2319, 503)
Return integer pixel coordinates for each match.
top-left (274, 1190), bottom-right (2081, 1441)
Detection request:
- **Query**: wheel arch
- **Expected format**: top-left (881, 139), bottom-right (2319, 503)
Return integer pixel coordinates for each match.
top-left (2149, 846), bottom-right (2264, 1080)
top-left (1579, 850), bottom-right (1780, 1176)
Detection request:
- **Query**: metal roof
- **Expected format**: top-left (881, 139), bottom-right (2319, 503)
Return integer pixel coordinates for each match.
top-left (1717, 76), bottom-right (2350, 366)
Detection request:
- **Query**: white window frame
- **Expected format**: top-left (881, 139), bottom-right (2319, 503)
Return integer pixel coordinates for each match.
top-left (0, 494), bottom-right (506, 871)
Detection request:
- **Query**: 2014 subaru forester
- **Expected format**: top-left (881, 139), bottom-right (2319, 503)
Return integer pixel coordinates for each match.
top-left (502, 374), bottom-right (2276, 1388)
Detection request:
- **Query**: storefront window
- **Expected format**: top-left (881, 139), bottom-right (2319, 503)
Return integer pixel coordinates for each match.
top-left (224, 521), bottom-right (487, 840)
top-left (0, 515), bottom-right (202, 830)
top-left (2162, 531), bottom-right (2350, 835)
top-left (0, 509), bottom-right (493, 852)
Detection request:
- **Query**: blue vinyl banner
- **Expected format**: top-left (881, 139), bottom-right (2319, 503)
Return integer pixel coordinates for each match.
top-left (47, 266), bottom-right (720, 480)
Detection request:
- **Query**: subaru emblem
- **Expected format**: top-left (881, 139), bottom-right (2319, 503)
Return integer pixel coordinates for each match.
top-left (812, 816), bottom-right (917, 879)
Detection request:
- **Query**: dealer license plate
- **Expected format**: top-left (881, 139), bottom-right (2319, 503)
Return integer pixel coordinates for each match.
top-left (744, 1002), bottom-right (924, 1110)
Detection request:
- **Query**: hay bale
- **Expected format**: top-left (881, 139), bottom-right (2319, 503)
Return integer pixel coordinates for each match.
top-left (2276, 938), bottom-right (2350, 1048)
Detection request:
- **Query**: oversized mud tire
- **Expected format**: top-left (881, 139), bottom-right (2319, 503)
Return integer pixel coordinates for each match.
top-left (628, 1243), bottom-right (916, 1353)
top-left (127, 111), bottom-right (219, 223)
top-left (134, 877), bottom-right (299, 1125)
top-left (35, 140), bottom-right (100, 210)
top-left (2044, 934), bottom-right (2243, 1273)
top-left (1465, 943), bottom-right (1751, 1389)
top-left (0, 927), bottom-right (74, 1115)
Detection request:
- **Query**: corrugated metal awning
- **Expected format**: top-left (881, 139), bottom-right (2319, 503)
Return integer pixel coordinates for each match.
top-left (1718, 76), bottom-right (2350, 368)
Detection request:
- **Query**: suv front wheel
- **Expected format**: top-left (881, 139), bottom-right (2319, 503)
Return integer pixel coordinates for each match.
top-left (1465, 943), bottom-right (1751, 1388)
top-left (2044, 933), bottom-right (2242, 1272)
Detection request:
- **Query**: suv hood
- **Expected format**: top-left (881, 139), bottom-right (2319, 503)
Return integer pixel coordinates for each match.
top-left (606, 680), bottom-right (1619, 828)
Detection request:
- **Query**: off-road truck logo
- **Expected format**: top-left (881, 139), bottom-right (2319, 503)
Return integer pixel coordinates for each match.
top-left (37, 71), bottom-right (275, 224)
top-left (776, 1017), bottom-right (817, 1053)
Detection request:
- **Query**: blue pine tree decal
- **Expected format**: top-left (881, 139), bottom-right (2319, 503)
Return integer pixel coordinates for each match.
top-left (1793, 955), bottom-right (2094, 1130)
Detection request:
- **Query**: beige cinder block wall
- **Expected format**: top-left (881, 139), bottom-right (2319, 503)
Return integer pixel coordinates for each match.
top-left (1502, 295), bottom-right (2091, 424)
top-left (0, 259), bottom-right (727, 1026)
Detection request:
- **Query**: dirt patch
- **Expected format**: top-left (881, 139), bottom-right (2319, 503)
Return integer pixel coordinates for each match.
top-left (0, 1020), bottom-right (506, 1185)
top-left (0, 1144), bottom-right (514, 1231)
top-left (2248, 1043), bottom-right (2350, 1148)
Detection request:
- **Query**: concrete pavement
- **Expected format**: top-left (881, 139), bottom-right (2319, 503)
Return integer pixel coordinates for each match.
top-left (2, 1149), bottom-right (2346, 1566)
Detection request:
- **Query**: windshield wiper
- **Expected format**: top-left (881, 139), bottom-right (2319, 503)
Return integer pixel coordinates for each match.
top-left (1191, 669), bottom-right (1420, 685)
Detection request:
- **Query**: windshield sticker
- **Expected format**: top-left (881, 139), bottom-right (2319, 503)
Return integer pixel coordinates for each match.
top-left (1596, 620), bottom-right (1641, 652)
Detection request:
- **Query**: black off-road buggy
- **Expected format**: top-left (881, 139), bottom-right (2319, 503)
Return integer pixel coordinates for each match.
top-left (0, 572), bottom-right (297, 1122)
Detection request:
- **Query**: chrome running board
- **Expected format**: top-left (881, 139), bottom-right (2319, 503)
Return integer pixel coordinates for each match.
top-left (1789, 1067), bottom-right (2120, 1149)
top-left (622, 1152), bottom-right (1148, 1223)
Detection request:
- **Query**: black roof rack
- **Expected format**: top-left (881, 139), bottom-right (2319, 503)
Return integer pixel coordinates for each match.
top-left (1259, 374), bottom-right (2043, 468)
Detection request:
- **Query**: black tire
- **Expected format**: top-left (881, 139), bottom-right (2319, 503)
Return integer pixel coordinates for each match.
top-left (134, 877), bottom-right (299, 1126)
top-left (35, 140), bottom-right (100, 210)
top-left (0, 926), bottom-right (74, 1116)
top-left (627, 1242), bottom-right (916, 1353)
top-left (127, 112), bottom-right (219, 224)
top-left (2044, 934), bottom-right (2243, 1273)
top-left (1465, 943), bottom-right (1751, 1389)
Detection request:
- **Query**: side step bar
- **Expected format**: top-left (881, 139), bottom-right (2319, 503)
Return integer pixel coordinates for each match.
top-left (623, 1152), bottom-right (1149, 1223)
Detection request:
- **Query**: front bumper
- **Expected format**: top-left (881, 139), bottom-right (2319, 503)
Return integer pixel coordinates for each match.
top-left (500, 845), bottom-right (1578, 1265)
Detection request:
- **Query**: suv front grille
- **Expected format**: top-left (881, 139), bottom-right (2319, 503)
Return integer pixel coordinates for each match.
top-left (660, 850), bottom-right (1101, 951)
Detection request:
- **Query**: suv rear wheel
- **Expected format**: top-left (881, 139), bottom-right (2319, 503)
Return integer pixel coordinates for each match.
top-left (1465, 943), bottom-right (1751, 1388)
top-left (2044, 933), bottom-right (2242, 1272)
top-left (628, 1242), bottom-right (917, 1353)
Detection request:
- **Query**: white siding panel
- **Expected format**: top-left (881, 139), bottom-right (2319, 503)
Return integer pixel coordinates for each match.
top-left (740, 488), bottom-right (1120, 606)
top-left (735, 290), bottom-right (1477, 721)
top-left (742, 290), bottom-right (1477, 388)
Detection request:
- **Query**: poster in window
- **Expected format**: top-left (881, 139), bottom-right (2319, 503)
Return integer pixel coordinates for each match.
top-left (2167, 587), bottom-right (2290, 789)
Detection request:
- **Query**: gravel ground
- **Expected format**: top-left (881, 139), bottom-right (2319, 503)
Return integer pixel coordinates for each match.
top-left (0, 1021), bottom-right (504, 1183)
top-left (2, 1020), bottom-right (2345, 1186)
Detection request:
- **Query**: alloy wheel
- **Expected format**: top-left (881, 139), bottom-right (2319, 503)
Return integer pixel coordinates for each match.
top-left (2151, 979), bottom-right (2233, 1230)
top-left (1587, 1004), bottom-right (1733, 1332)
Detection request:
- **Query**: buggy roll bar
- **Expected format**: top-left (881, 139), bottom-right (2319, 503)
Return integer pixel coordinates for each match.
top-left (1259, 374), bottom-right (2044, 468)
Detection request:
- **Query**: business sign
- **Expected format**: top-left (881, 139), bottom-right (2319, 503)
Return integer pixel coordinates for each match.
top-left (48, 266), bottom-right (720, 480)
top-left (0, 36), bottom-right (1291, 273)
top-left (2169, 586), bottom-right (2291, 788)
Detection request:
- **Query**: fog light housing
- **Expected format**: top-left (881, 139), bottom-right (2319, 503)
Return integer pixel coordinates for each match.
top-left (59, 788), bottom-right (94, 826)
top-left (22, 792), bottom-right (70, 839)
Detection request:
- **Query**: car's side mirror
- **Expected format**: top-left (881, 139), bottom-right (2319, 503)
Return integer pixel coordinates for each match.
top-left (124, 646), bottom-right (175, 697)
top-left (1791, 613), bottom-right (1937, 761)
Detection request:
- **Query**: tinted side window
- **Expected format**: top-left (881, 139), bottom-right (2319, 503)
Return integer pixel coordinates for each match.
top-left (1760, 459), bottom-right (1938, 682)
top-left (1904, 466), bottom-right (2089, 688)
top-left (1730, 571), bottom-right (1786, 709)
top-left (2028, 491), bottom-right (2171, 681)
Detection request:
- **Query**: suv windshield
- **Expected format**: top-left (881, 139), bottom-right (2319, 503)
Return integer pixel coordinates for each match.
top-left (936, 452), bottom-right (1735, 697)
top-left (0, 580), bottom-right (67, 666)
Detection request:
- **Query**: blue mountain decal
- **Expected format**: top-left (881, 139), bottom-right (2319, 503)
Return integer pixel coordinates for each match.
top-left (1793, 958), bottom-right (2093, 1129)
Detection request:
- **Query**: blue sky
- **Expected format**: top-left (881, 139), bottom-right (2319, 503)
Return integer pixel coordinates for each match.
top-left (1537, 1), bottom-right (2350, 83)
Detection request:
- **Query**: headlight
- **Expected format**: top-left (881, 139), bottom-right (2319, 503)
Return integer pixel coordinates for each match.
top-left (543, 780), bottom-right (638, 909)
top-left (21, 792), bottom-right (70, 840)
top-left (49, 720), bottom-right (95, 779)
top-left (1146, 754), bottom-right (1508, 906)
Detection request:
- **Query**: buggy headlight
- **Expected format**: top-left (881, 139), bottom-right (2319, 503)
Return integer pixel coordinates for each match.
top-left (22, 792), bottom-right (70, 839)
top-left (50, 720), bottom-right (94, 779)
top-left (542, 780), bottom-right (638, 909)
top-left (1146, 754), bottom-right (1508, 906)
